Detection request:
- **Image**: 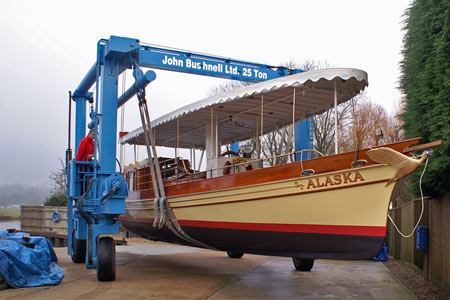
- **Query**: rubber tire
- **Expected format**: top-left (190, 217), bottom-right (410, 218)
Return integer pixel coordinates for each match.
top-left (292, 258), bottom-right (314, 271)
top-left (97, 237), bottom-right (116, 281)
top-left (227, 251), bottom-right (244, 259)
top-left (71, 232), bottom-right (86, 264)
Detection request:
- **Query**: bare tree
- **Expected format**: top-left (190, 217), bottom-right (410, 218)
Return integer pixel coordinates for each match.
top-left (257, 59), bottom-right (338, 161)
top-left (383, 99), bottom-right (406, 144)
top-left (313, 97), bottom-right (356, 155)
top-left (48, 158), bottom-right (67, 195)
top-left (286, 59), bottom-right (358, 156)
top-left (207, 80), bottom-right (250, 97)
top-left (339, 96), bottom-right (405, 153)
top-left (284, 58), bottom-right (331, 72)
top-left (45, 158), bottom-right (68, 206)
top-left (261, 126), bottom-right (294, 166)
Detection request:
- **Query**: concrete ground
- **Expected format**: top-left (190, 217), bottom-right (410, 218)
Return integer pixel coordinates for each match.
top-left (0, 241), bottom-right (417, 300)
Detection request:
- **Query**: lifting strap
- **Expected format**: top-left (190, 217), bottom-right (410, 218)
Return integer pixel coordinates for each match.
top-left (134, 66), bottom-right (216, 250)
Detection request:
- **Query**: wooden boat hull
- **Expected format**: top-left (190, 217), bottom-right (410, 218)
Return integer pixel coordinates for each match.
top-left (120, 164), bottom-right (396, 259)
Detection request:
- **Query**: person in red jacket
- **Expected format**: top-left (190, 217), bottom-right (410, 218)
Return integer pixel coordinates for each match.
top-left (75, 129), bottom-right (95, 161)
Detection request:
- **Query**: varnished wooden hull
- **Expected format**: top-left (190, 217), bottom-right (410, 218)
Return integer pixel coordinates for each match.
top-left (120, 138), bottom-right (420, 259)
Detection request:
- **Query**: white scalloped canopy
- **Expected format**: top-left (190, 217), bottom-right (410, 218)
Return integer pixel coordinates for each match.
top-left (120, 68), bottom-right (368, 149)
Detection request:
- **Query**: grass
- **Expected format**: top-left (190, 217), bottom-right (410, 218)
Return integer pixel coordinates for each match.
top-left (0, 207), bottom-right (20, 220)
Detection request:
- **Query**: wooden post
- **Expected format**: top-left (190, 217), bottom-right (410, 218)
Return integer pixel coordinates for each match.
top-left (423, 198), bottom-right (431, 280)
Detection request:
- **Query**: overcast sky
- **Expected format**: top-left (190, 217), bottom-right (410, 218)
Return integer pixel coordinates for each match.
top-left (0, 0), bottom-right (411, 186)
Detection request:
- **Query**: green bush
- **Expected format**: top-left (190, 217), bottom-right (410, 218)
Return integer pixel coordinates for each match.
top-left (400, 0), bottom-right (450, 197)
top-left (44, 193), bottom-right (67, 207)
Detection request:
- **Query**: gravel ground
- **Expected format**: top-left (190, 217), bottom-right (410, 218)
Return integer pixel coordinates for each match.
top-left (383, 256), bottom-right (450, 300)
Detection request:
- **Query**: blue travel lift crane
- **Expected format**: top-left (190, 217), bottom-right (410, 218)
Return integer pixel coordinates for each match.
top-left (66, 35), bottom-right (311, 281)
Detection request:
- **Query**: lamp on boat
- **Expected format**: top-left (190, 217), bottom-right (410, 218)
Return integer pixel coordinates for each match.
top-left (376, 129), bottom-right (384, 137)
top-left (228, 115), bottom-right (245, 127)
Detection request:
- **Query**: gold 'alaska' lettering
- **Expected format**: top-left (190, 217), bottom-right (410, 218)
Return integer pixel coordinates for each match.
top-left (325, 176), bottom-right (334, 186)
top-left (306, 171), bottom-right (366, 190)
top-left (343, 172), bottom-right (353, 184)
top-left (315, 177), bottom-right (325, 187)
top-left (333, 174), bottom-right (342, 184)
top-left (353, 171), bottom-right (365, 182)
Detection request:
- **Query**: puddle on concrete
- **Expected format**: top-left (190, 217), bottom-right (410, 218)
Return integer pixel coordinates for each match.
top-left (116, 243), bottom-right (204, 255)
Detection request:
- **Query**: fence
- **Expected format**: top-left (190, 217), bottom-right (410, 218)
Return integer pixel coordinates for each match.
top-left (20, 205), bottom-right (127, 247)
top-left (20, 205), bottom-right (68, 235)
top-left (387, 193), bottom-right (450, 292)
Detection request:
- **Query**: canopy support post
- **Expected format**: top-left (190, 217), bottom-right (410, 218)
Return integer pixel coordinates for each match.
top-left (292, 88), bottom-right (296, 155)
top-left (260, 95), bottom-right (264, 157)
top-left (334, 80), bottom-right (339, 154)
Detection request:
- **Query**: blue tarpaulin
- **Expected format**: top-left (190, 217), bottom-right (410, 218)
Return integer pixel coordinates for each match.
top-left (0, 231), bottom-right (64, 288)
top-left (373, 242), bottom-right (388, 261)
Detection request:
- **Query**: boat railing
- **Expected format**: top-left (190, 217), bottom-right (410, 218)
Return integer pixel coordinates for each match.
top-left (125, 148), bottom-right (325, 190)
top-left (175, 148), bottom-right (324, 177)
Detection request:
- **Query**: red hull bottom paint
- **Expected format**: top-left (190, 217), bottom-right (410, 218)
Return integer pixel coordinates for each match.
top-left (120, 218), bottom-right (385, 260)
top-left (177, 220), bottom-right (387, 237)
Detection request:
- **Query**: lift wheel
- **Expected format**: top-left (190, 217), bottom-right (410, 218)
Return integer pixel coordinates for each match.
top-left (97, 237), bottom-right (116, 281)
top-left (71, 231), bottom-right (86, 264)
top-left (292, 257), bottom-right (314, 271)
top-left (227, 251), bottom-right (244, 259)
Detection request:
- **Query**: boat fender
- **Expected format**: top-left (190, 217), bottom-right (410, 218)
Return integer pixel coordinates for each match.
top-left (223, 157), bottom-right (253, 175)
top-left (52, 210), bottom-right (61, 223)
top-left (351, 159), bottom-right (368, 167)
top-left (301, 169), bottom-right (315, 176)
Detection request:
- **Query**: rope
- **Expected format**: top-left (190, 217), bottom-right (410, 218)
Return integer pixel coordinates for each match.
top-left (297, 149), bottom-right (325, 173)
top-left (389, 196), bottom-right (430, 210)
top-left (180, 158), bottom-right (195, 175)
top-left (133, 65), bottom-right (216, 250)
top-left (136, 91), bottom-right (163, 227)
top-left (388, 156), bottom-right (429, 238)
